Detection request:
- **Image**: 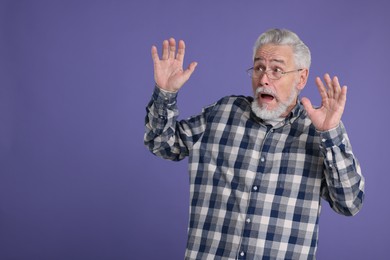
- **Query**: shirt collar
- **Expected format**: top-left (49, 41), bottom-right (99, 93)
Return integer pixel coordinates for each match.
top-left (283, 100), bottom-right (305, 124)
top-left (247, 96), bottom-right (305, 126)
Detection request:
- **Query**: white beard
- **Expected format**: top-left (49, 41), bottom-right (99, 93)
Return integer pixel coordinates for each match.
top-left (251, 87), bottom-right (298, 120)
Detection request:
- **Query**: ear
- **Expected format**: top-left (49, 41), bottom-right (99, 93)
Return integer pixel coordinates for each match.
top-left (296, 69), bottom-right (309, 91)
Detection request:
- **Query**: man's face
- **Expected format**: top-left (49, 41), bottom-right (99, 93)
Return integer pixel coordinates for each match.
top-left (251, 44), bottom-right (307, 119)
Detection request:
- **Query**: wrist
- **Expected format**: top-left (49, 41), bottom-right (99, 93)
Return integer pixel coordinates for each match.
top-left (155, 83), bottom-right (179, 94)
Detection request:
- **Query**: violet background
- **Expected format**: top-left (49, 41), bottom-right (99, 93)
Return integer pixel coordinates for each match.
top-left (1, 0), bottom-right (389, 259)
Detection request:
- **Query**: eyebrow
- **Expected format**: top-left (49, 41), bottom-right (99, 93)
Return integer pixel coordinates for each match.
top-left (254, 57), bottom-right (286, 65)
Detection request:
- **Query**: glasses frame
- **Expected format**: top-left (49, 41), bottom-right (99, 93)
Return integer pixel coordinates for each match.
top-left (246, 67), bottom-right (303, 80)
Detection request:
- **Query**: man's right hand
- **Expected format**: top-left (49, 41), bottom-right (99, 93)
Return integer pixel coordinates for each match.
top-left (151, 38), bottom-right (197, 92)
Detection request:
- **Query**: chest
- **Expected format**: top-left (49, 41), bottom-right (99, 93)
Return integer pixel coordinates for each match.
top-left (192, 109), bottom-right (323, 194)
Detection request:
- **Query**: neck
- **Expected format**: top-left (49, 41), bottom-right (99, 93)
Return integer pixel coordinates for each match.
top-left (280, 97), bottom-right (298, 118)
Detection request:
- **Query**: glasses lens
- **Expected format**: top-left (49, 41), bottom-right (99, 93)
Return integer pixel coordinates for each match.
top-left (247, 68), bottom-right (282, 80)
top-left (270, 71), bottom-right (281, 80)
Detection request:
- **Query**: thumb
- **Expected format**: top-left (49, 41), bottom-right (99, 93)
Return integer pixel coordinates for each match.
top-left (183, 61), bottom-right (198, 78)
top-left (301, 97), bottom-right (314, 116)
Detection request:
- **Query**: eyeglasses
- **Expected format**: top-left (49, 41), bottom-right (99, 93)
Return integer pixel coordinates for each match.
top-left (246, 67), bottom-right (303, 80)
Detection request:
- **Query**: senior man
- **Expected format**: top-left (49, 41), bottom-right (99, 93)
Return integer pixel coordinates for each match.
top-left (144, 28), bottom-right (364, 259)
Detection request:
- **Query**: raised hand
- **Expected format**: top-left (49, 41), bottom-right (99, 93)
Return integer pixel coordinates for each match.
top-left (151, 38), bottom-right (197, 92)
top-left (301, 74), bottom-right (347, 131)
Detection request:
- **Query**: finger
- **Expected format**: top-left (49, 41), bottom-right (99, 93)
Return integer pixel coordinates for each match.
top-left (331, 76), bottom-right (341, 100)
top-left (162, 40), bottom-right (169, 60)
top-left (182, 61), bottom-right (198, 79)
top-left (151, 45), bottom-right (160, 63)
top-left (324, 73), bottom-right (333, 99)
top-left (176, 40), bottom-right (185, 62)
top-left (301, 97), bottom-right (315, 116)
top-left (168, 38), bottom-right (176, 59)
top-left (315, 76), bottom-right (328, 107)
top-left (339, 85), bottom-right (347, 106)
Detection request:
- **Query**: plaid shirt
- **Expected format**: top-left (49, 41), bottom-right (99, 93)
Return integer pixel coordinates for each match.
top-left (144, 86), bottom-right (365, 260)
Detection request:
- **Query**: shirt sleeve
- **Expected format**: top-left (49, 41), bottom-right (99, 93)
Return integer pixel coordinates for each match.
top-left (144, 86), bottom-right (212, 161)
top-left (319, 122), bottom-right (365, 216)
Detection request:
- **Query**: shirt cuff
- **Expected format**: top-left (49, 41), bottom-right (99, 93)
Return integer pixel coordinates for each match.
top-left (152, 85), bottom-right (178, 106)
top-left (319, 123), bottom-right (346, 148)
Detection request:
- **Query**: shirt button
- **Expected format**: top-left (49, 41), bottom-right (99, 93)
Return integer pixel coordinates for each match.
top-left (246, 218), bottom-right (251, 223)
top-left (322, 138), bottom-right (326, 143)
top-left (260, 157), bottom-right (265, 162)
top-left (253, 186), bottom-right (258, 191)
top-left (240, 251), bottom-right (245, 257)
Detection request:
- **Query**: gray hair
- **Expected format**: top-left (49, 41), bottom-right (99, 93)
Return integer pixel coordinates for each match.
top-left (253, 28), bottom-right (311, 69)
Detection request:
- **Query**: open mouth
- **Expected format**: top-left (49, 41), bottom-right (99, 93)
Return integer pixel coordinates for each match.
top-left (260, 93), bottom-right (275, 101)
top-left (255, 87), bottom-right (278, 103)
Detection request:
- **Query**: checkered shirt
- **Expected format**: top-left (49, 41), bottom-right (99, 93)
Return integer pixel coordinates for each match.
top-left (144, 86), bottom-right (365, 260)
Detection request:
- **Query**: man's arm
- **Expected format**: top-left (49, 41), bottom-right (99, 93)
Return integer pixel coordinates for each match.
top-left (319, 123), bottom-right (365, 216)
top-left (302, 74), bottom-right (365, 215)
top-left (144, 85), bottom-right (210, 161)
top-left (144, 38), bottom-right (206, 161)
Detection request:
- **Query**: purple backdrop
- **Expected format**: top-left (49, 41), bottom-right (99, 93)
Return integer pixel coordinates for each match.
top-left (1, 0), bottom-right (389, 259)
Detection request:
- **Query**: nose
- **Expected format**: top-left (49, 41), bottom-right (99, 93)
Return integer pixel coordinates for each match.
top-left (257, 72), bottom-right (270, 86)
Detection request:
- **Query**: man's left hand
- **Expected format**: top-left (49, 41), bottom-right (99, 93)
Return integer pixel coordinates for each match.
top-left (301, 73), bottom-right (347, 131)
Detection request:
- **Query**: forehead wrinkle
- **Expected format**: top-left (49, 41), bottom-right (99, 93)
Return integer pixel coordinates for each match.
top-left (254, 57), bottom-right (286, 65)
top-left (254, 44), bottom-right (292, 66)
